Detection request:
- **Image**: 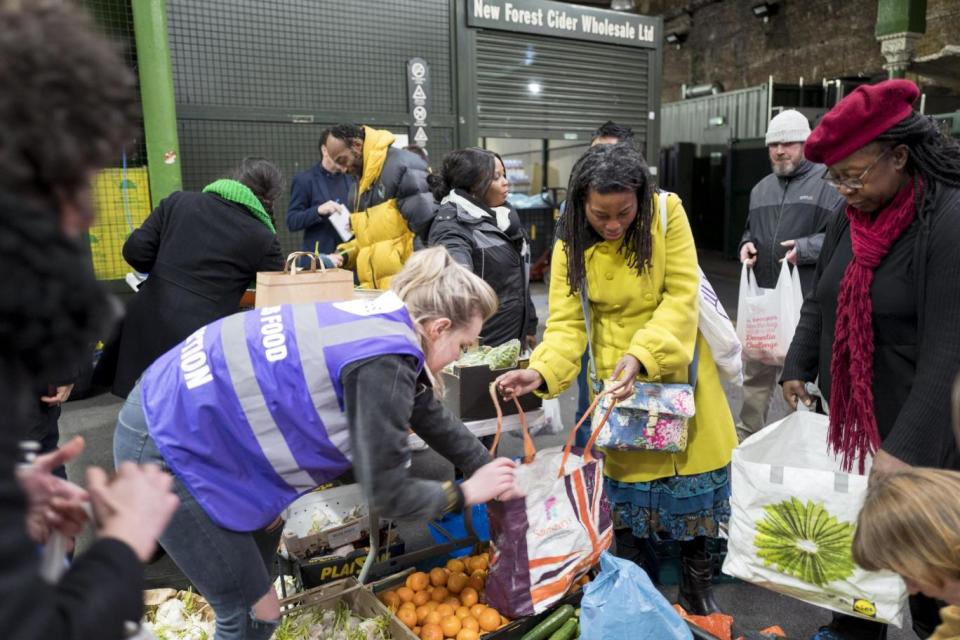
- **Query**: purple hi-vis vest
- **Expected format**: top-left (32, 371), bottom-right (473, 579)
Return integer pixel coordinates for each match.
top-left (140, 292), bottom-right (424, 532)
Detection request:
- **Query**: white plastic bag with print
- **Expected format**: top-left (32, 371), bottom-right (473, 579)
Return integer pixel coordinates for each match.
top-left (656, 192), bottom-right (742, 384)
top-left (736, 260), bottom-right (803, 366)
top-left (722, 412), bottom-right (908, 626)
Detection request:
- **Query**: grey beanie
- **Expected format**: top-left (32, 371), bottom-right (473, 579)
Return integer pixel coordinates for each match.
top-left (765, 110), bottom-right (811, 145)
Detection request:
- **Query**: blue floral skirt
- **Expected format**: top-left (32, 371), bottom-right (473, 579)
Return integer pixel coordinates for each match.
top-left (605, 466), bottom-right (731, 541)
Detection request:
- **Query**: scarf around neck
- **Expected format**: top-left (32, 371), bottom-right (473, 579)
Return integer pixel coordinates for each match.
top-left (202, 179), bottom-right (276, 233)
top-left (442, 189), bottom-right (512, 232)
top-left (829, 176), bottom-right (921, 472)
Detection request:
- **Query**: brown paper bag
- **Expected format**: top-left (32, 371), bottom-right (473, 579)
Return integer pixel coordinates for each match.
top-left (255, 252), bottom-right (354, 307)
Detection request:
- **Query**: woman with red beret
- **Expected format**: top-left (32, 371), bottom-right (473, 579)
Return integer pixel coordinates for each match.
top-left (782, 79), bottom-right (960, 640)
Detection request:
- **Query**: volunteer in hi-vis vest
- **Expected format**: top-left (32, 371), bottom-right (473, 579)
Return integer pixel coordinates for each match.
top-left (113, 248), bottom-right (520, 640)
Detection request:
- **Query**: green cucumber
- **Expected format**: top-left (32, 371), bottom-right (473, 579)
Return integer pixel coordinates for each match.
top-left (521, 604), bottom-right (575, 640)
top-left (547, 618), bottom-right (579, 640)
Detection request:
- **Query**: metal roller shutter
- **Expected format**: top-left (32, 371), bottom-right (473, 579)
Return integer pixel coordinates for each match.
top-left (476, 30), bottom-right (653, 149)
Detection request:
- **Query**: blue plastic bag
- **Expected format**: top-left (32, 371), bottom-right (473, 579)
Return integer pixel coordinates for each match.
top-left (580, 551), bottom-right (693, 640)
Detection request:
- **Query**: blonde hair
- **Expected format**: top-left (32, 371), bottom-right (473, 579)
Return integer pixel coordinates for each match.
top-left (391, 246), bottom-right (498, 361)
top-left (853, 468), bottom-right (960, 587)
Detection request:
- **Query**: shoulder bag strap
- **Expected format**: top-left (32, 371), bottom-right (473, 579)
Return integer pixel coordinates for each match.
top-left (658, 189), bottom-right (701, 387)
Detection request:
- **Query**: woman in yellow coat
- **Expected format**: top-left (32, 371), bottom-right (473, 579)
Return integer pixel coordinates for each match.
top-left (497, 143), bottom-right (737, 615)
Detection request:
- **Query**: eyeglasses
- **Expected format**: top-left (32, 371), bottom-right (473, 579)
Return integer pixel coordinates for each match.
top-left (822, 148), bottom-right (890, 190)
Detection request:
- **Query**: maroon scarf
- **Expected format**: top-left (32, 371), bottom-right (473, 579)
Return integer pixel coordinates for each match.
top-left (829, 177), bottom-right (921, 473)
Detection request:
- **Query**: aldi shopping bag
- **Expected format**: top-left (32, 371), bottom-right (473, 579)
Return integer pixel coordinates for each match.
top-left (722, 412), bottom-right (908, 626)
top-left (580, 551), bottom-right (692, 640)
top-left (736, 261), bottom-right (803, 366)
top-left (485, 388), bottom-right (614, 618)
top-left (255, 251), bottom-right (354, 307)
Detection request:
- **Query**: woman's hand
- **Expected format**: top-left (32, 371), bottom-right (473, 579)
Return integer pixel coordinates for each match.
top-left (782, 379), bottom-right (813, 411)
top-left (607, 354), bottom-right (642, 401)
top-left (461, 458), bottom-right (519, 505)
top-left (495, 369), bottom-right (543, 400)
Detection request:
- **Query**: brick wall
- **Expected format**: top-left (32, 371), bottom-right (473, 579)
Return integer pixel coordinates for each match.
top-left (641, 0), bottom-right (960, 102)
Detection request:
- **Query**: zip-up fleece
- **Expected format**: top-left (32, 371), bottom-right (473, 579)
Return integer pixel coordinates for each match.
top-left (739, 161), bottom-right (844, 291)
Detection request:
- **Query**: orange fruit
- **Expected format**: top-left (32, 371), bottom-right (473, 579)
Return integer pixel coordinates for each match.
top-left (424, 611), bottom-right (443, 626)
top-left (381, 590), bottom-right (401, 610)
top-left (441, 615), bottom-right (462, 638)
top-left (416, 604), bottom-right (432, 624)
top-left (435, 604), bottom-right (455, 618)
top-left (446, 572), bottom-right (468, 594)
top-left (431, 587), bottom-right (449, 603)
top-left (425, 601), bottom-right (438, 612)
top-left (429, 567), bottom-right (449, 587)
top-left (444, 597), bottom-right (460, 608)
top-left (455, 606), bottom-right (471, 619)
top-left (461, 616), bottom-right (480, 632)
top-left (408, 571), bottom-right (430, 592)
top-left (469, 604), bottom-right (487, 619)
top-left (467, 572), bottom-right (485, 593)
top-left (478, 608), bottom-right (501, 632)
top-left (420, 623), bottom-right (444, 640)
top-left (501, 615), bottom-right (510, 625)
top-left (456, 630), bottom-right (480, 640)
top-left (397, 586), bottom-right (415, 603)
top-left (413, 590), bottom-right (431, 606)
top-left (398, 607), bottom-right (418, 628)
top-left (459, 587), bottom-right (478, 608)
top-left (577, 574), bottom-right (590, 586)
top-left (414, 627), bottom-right (421, 637)
top-left (466, 556), bottom-right (488, 574)
top-left (446, 559), bottom-right (466, 573)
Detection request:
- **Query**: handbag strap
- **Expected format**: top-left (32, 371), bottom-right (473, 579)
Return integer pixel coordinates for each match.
top-left (488, 382), bottom-right (536, 464)
top-left (557, 389), bottom-right (616, 477)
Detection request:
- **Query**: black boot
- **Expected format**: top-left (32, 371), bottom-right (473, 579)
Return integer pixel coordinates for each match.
top-left (678, 537), bottom-right (722, 616)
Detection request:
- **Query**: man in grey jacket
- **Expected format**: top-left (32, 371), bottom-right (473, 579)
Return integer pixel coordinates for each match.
top-left (737, 110), bottom-right (843, 441)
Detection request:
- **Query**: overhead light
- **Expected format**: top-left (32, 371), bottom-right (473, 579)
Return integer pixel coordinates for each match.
top-left (751, 2), bottom-right (780, 20)
top-left (527, 81), bottom-right (542, 95)
top-left (665, 31), bottom-right (687, 46)
top-left (610, 0), bottom-right (636, 11)
top-left (708, 116), bottom-right (726, 127)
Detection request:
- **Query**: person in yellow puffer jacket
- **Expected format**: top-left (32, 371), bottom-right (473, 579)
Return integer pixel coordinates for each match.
top-left (497, 143), bottom-right (737, 618)
top-left (324, 124), bottom-right (435, 289)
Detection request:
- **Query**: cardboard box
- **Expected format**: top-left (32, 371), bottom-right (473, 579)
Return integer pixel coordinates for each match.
top-left (299, 538), bottom-right (405, 588)
top-left (441, 360), bottom-right (542, 422)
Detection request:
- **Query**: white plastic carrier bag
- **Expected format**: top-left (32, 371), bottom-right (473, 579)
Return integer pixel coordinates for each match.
top-left (736, 260), bottom-right (803, 366)
top-left (722, 412), bottom-right (908, 626)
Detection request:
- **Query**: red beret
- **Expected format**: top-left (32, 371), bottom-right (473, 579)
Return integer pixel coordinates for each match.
top-left (805, 79), bottom-right (919, 166)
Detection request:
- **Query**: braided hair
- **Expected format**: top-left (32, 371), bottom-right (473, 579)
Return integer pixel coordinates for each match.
top-left (559, 143), bottom-right (653, 295)
top-left (876, 113), bottom-right (960, 218)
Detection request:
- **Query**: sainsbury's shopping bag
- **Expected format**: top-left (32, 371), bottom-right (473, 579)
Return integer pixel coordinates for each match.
top-left (722, 412), bottom-right (908, 626)
top-left (485, 387), bottom-right (614, 619)
top-left (736, 261), bottom-right (803, 366)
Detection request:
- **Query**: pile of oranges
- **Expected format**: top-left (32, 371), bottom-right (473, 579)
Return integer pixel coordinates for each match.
top-left (379, 553), bottom-right (508, 640)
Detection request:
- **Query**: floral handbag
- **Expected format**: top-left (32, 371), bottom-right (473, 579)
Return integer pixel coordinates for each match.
top-left (580, 284), bottom-right (698, 453)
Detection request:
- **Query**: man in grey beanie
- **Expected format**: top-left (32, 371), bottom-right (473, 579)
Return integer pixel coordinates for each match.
top-left (736, 110), bottom-right (843, 442)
